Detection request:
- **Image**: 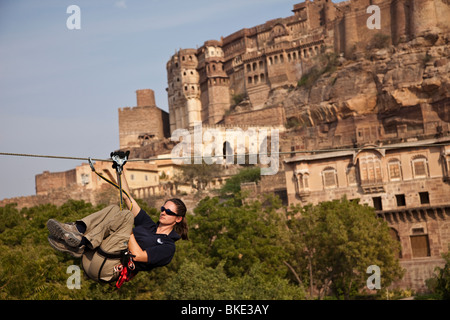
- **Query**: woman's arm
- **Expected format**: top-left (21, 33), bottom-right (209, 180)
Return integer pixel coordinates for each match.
top-left (120, 169), bottom-right (141, 217)
top-left (128, 233), bottom-right (148, 263)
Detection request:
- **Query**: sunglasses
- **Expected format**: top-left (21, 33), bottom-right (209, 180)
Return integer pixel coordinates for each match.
top-left (161, 206), bottom-right (182, 217)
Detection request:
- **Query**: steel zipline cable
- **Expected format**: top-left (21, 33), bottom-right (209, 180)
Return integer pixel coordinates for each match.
top-left (1, 143), bottom-right (450, 162)
top-left (1, 141), bottom-right (450, 163)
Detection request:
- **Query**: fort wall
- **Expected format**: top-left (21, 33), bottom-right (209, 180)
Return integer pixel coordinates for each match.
top-left (167, 0), bottom-right (450, 134)
top-left (118, 90), bottom-right (170, 149)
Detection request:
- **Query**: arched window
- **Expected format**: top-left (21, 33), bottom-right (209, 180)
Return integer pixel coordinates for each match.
top-left (260, 73), bottom-right (265, 83)
top-left (223, 141), bottom-right (233, 161)
top-left (412, 155), bottom-right (428, 178)
top-left (359, 155), bottom-right (382, 185)
top-left (322, 167), bottom-right (337, 189)
top-left (295, 170), bottom-right (310, 193)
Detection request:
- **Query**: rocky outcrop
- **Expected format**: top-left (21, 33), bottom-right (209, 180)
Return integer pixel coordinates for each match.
top-left (264, 31), bottom-right (450, 129)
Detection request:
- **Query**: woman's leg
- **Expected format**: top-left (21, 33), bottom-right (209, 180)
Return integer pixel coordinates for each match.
top-left (48, 204), bottom-right (135, 282)
top-left (79, 204), bottom-right (134, 251)
top-left (79, 205), bottom-right (134, 282)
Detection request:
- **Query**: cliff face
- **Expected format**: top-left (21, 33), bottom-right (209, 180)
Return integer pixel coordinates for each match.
top-left (266, 31), bottom-right (450, 131)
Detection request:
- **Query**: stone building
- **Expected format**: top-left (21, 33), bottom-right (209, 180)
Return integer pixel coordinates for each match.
top-left (166, 0), bottom-right (450, 133)
top-left (283, 136), bottom-right (450, 292)
top-left (36, 161), bottom-right (160, 196)
top-left (118, 89), bottom-right (170, 149)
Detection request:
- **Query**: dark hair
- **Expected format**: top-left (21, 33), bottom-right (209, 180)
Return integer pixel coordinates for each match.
top-left (165, 198), bottom-right (188, 240)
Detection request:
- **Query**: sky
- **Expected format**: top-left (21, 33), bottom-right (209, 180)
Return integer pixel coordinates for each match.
top-left (0, 0), bottom-right (345, 200)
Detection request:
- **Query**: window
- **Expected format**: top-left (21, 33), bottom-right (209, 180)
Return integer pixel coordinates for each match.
top-left (359, 155), bottom-right (382, 185)
top-left (395, 194), bottom-right (406, 207)
top-left (322, 167), bottom-right (337, 188)
top-left (388, 159), bottom-right (402, 181)
top-left (419, 192), bottom-right (430, 204)
top-left (444, 155), bottom-right (450, 179)
top-left (410, 235), bottom-right (430, 258)
top-left (296, 172), bottom-right (309, 191)
top-left (412, 156), bottom-right (428, 178)
top-left (372, 197), bottom-right (383, 210)
top-left (260, 73), bottom-right (265, 82)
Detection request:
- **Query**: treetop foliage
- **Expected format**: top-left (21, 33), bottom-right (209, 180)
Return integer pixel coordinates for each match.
top-left (0, 192), bottom-right (418, 300)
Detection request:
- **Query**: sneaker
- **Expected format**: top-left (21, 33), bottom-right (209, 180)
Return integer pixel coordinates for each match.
top-left (47, 219), bottom-right (83, 248)
top-left (48, 236), bottom-right (84, 258)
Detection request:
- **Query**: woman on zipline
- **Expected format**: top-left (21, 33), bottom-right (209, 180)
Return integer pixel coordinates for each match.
top-left (46, 167), bottom-right (188, 287)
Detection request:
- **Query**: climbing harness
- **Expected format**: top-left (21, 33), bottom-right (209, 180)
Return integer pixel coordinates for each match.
top-left (88, 151), bottom-right (132, 211)
top-left (83, 247), bottom-right (136, 289)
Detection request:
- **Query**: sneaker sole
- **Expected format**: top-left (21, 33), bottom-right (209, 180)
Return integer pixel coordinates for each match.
top-left (47, 219), bottom-right (82, 248)
top-left (48, 236), bottom-right (83, 258)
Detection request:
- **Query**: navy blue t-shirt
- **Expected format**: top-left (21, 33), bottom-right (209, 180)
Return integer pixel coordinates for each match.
top-left (132, 209), bottom-right (181, 272)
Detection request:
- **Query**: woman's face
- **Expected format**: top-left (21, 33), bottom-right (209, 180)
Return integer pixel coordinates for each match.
top-left (159, 201), bottom-right (182, 225)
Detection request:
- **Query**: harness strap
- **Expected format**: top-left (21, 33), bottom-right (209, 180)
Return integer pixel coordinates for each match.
top-left (94, 247), bottom-right (136, 288)
top-left (97, 247), bottom-right (122, 260)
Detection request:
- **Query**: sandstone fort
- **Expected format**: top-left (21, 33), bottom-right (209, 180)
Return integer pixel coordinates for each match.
top-left (2, 0), bottom-right (450, 293)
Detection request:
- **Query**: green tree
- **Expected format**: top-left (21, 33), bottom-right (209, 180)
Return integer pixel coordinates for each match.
top-left (220, 167), bottom-right (261, 196)
top-left (231, 262), bottom-right (305, 300)
top-left (426, 252), bottom-right (450, 300)
top-left (189, 193), bottom-right (290, 278)
top-left (287, 197), bottom-right (404, 299)
top-left (165, 261), bottom-right (234, 300)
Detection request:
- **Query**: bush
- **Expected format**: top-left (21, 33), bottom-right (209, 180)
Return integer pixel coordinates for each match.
top-left (369, 33), bottom-right (390, 49)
